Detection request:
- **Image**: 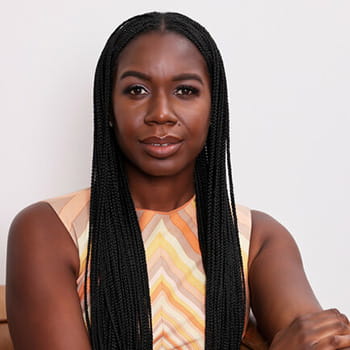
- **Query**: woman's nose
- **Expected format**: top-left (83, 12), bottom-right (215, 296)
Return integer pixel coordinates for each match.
top-left (144, 92), bottom-right (177, 125)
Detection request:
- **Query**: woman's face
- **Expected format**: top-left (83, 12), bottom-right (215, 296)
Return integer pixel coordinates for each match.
top-left (112, 31), bottom-right (211, 178)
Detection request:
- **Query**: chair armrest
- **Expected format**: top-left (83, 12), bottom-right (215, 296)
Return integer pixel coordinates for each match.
top-left (0, 285), bottom-right (13, 349)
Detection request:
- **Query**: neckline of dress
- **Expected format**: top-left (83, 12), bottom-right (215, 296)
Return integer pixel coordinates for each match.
top-left (135, 195), bottom-right (196, 215)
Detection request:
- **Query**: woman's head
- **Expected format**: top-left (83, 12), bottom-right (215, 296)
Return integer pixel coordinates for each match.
top-left (112, 30), bottom-right (211, 178)
top-left (93, 12), bottom-right (231, 170)
top-left (88, 12), bottom-right (245, 349)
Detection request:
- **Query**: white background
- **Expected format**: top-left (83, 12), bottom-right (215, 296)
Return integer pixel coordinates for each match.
top-left (1, 0), bottom-right (349, 316)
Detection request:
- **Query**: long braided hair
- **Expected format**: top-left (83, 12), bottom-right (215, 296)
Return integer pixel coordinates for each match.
top-left (85, 11), bottom-right (246, 349)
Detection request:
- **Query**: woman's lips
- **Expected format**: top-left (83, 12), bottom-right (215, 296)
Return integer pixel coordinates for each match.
top-left (139, 136), bottom-right (183, 159)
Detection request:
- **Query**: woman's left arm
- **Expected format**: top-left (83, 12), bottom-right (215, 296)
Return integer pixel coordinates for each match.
top-left (248, 210), bottom-right (350, 349)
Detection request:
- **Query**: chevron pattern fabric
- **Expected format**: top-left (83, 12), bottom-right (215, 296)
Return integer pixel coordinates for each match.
top-left (137, 196), bottom-right (205, 349)
top-left (45, 188), bottom-right (252, 349)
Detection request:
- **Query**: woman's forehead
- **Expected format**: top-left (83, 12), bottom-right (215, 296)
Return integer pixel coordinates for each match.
top-left (116, 31), bottom-right (209, 79)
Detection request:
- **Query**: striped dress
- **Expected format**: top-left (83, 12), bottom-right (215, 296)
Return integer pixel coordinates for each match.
top-left (45, 188), bottom-right (252, 349)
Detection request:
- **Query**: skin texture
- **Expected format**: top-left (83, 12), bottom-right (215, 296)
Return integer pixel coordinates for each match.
top-left (248, 210), bottom-right (350, 349)
top-left (6, 32), bottom-right (350, 349)
top-left (112, 31), bottom-right (211, 211)
top-left (6, 202), bottom-right (90, 349)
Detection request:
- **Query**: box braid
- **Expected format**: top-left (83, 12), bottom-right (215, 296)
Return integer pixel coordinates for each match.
top-left (86, 11), bottom-right (246, 349)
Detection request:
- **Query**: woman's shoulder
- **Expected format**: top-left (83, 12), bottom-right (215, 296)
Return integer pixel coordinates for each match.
top-left (8, 188), bottom-right (91, 267)
top-left (7, 193), bottom-right (83, 283)
top-left (235, 203), bottom-right (252, 238)
top-left (238, 205), bottom-right (299, 273)
top-left (11, 188), bottom-right (91, 225)
top-left (42, 188), bottom-right (91, 245)
top-left (249, 209), bottom-right (297, 262)
top-left (235, 204), bottom-right (290, 242)
top-left (43, 188), bottom-right (91, 224)
top-left (246, 208), bottom-right (322, 340)
top-left (44, 187), bottom-right (91, 209)
top-left (7, 190), bottom-right (91, 349)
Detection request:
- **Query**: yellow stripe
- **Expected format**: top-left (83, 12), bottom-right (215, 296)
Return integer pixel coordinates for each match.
top-left (46, 189), bottom-right (252, 348)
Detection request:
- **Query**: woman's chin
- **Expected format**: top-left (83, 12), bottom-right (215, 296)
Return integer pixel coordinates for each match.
top-left (125, 159), bottom-right (194, 179)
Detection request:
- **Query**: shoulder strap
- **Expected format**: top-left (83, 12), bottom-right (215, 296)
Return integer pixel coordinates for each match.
top-left (236, 204), bottom-right (252, 338)
top-left (44, 188), bottom-right (91, 248)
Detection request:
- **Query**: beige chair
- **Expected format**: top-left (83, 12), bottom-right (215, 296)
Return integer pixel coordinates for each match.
top-left (0, 285), bottom-right (13, 350)
top-left (0, 284), bottom-right (267, 349)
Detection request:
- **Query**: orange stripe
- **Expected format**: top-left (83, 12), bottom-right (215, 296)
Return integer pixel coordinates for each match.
top-left (146, 233), bottom-right (205, 293)
top-left (48, 188), bottom-right (252, 347)
top-left (160, 313), bottom-right (202, 350)
top-left (170, 213), bottom-right (200, 254)
top-left (59, 189), bottom-right (90, 232)
top-left (153, 329), bottom-right (179, 349)
top-left (151, 278), bottom-right (204, 333)
top-left (138, 211), bottom-right (155, 231)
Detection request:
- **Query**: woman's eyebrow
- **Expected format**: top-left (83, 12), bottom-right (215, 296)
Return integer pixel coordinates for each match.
top-left (119, 71), bottom-right (204, 85)
top-left (172, 73), bottom-right (204, 85)
top-left (120, 70), bottom-right (151, 81)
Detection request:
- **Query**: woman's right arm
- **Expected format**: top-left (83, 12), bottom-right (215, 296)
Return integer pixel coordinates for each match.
top-left (249, 210), bottom-right (350, 349)
top-left (6, 202), bottom-right (91, 349)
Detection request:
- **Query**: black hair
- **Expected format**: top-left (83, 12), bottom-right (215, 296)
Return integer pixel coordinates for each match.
top-left (85, 11), bottom-right (245, 349)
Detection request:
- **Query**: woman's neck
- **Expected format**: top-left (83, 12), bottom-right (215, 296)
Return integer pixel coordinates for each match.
top-left (125, 164), bottom-right (195, 212)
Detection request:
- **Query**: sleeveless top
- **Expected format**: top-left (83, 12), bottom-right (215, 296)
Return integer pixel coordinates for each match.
top-left (45, 188), bottom-right (252, 349)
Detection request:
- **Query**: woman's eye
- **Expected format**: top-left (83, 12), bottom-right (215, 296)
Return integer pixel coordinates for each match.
top-left (124, 85), bottom-right (148, 96)
top-left (175, 85), bottom-right (199, 96)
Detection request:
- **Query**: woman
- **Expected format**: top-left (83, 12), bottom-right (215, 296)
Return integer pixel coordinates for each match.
top-left (6, 11), bottom-right (350, 350)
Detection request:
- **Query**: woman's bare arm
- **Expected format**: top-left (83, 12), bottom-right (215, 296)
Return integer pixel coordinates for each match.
top-left (249, 210), bottom-right (350, 349)
top-left (6, 202), bottom-right (91, 349)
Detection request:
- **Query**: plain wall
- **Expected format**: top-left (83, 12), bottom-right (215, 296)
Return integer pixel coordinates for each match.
top-left (1, 0), bottom-right (349, 315)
